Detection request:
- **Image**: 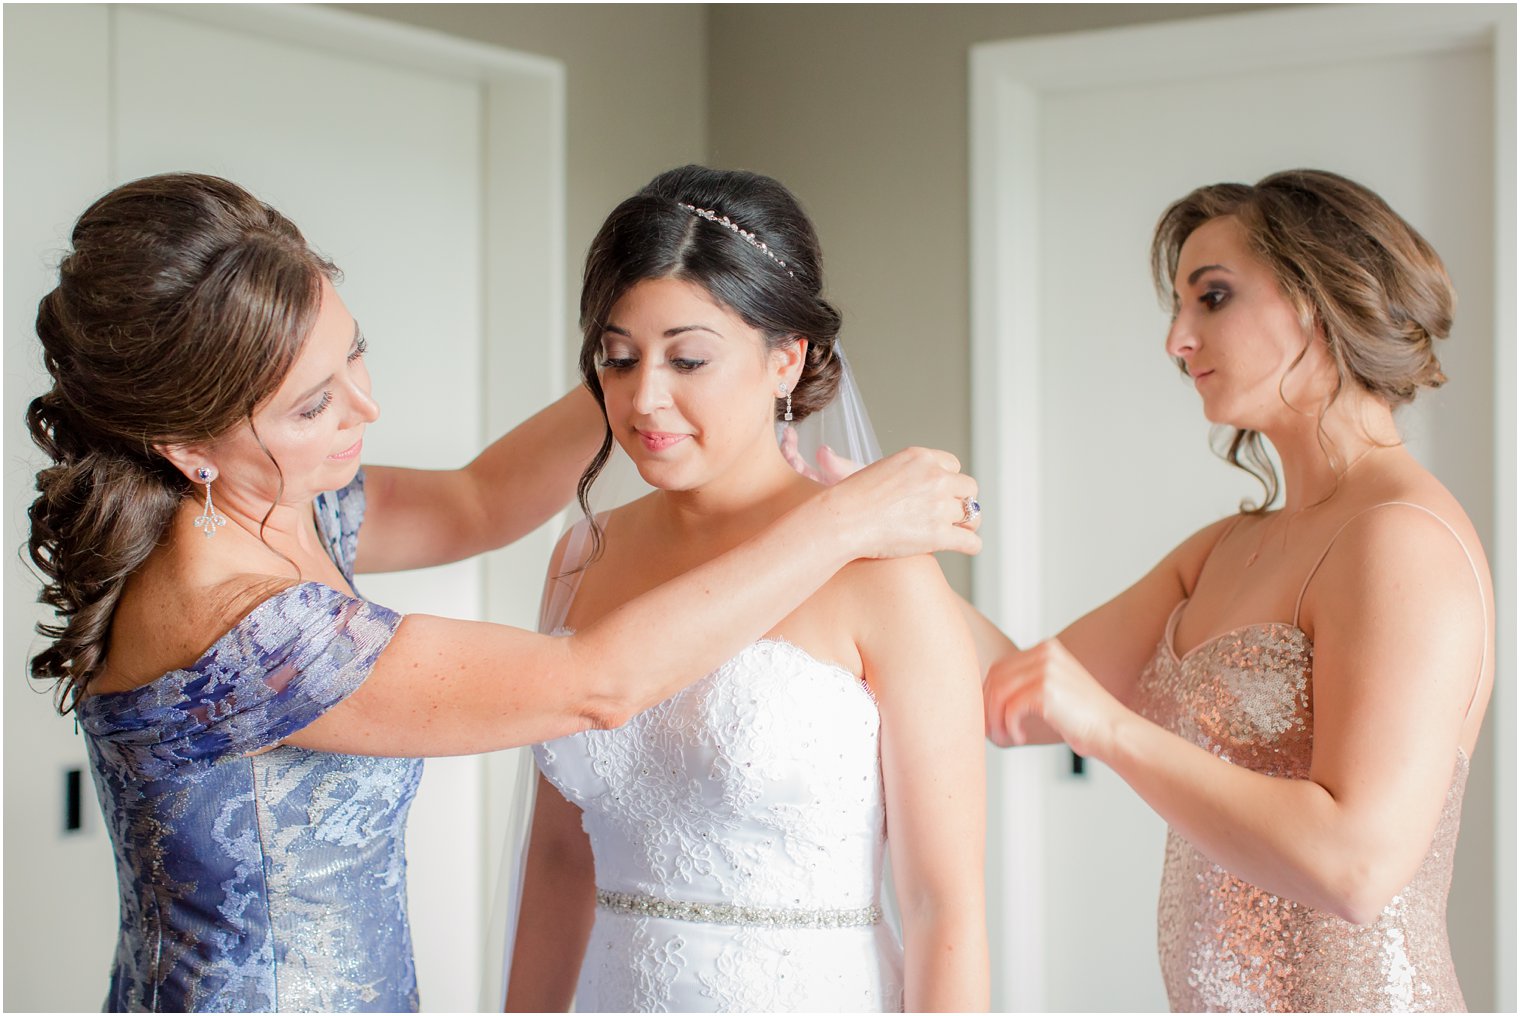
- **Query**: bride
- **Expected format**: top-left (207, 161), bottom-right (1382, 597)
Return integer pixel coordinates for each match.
top-left (502, 166), bottom-right (988, 1012)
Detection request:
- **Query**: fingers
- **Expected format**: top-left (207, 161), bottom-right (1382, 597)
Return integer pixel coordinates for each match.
top-left (939, 524), bottom-right (982, 557)
top-left (986, 674), bottom-right (1036, 748)
top-left (781, 426), bottom-right (830, 484)
top-left (908, 446), bottom-right (962, 475)
top-left (985, 676), bottom-right (1012, 745)
top-left (779, 426), bottom-right (808, 471)
top-left (830, 445), bottom-right (983, 558)
top-left (816, 445), bottom-right (865, 483)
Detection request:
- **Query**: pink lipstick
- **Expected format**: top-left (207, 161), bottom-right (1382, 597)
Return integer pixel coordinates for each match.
top-left (637, 430), bottom-right (688, 452)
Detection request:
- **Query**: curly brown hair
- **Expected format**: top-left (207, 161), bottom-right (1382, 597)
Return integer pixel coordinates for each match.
top-left (27, 173), bottom-right (338, 713)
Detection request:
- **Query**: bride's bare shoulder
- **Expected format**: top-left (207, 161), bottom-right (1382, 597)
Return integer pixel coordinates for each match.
top-left (833, 554), bottom-right (957, 616)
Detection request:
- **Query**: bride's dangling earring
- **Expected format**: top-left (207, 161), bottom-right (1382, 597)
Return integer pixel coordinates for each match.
top-left (778, 383), bottom-right (793, 423)
top-left (193, 466), bottom-right (227, 538)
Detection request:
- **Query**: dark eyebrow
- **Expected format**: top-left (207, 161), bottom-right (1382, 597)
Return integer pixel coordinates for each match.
top-left (1186, 264), bottom-right (1232, 286)
top-left (600, 323), bottom-right (724, 339)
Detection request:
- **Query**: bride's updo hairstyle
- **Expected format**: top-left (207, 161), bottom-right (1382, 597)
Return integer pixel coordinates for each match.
top-left (27, 172), bottom-right (339, 713)
top-left (1151, 168), bottom-right (1454, 510)
top-left (575, 165), bottom-right (843, 544)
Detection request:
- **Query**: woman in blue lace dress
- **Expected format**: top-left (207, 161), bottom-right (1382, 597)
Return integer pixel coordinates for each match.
top-left (26, 173), bottom-right (980, 1012)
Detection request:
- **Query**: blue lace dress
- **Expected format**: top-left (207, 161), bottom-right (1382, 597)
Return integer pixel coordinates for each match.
top-left (77, 472), bottom-right (423, 1012)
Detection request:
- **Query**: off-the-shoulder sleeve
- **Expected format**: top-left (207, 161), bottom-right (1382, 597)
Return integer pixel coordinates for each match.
top-left (80, 583), bottom-right (402, 781)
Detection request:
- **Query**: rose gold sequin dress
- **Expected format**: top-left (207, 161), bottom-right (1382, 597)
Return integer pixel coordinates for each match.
top-left (1132, 502), bottom-right (1482, 1013)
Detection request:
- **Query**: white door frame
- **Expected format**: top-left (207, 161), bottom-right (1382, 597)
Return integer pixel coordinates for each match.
top-left (969, 5), bottom-right (1515, 1010)
top-left (138, 5), bottom-right (568, 1007)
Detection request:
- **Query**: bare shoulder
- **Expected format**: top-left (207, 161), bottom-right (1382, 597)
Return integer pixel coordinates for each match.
top-left (1323, 456), bottom-right (1489, 583)
top-left (1301, 474), bottom-right (1493, 742)
top-left (1311, 491), bottom-right (1489, 601)
top-left (1303, 472), bottom-right (1492, 664)
top-left (100, 567), bottom-right (301, 693)
top-left (835, 553), bottom-right (955, 612)
top-left (832, 555), bottom-right (966, 651)
top-left (547, 496), bottom-right (657, 570)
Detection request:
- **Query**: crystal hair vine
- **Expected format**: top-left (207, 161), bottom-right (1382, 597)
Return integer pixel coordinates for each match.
top-left (678, 202), bottom-right (795, 278)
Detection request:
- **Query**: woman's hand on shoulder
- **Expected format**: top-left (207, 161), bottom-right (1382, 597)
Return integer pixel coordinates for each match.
top-left (813, 447), bottom-right (981, 562)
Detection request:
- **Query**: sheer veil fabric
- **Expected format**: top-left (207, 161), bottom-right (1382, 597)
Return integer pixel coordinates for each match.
top-left (487, 348), bottom-right (882, 1007)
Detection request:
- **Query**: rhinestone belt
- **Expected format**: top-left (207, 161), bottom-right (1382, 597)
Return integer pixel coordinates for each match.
top-left (595, 889), bottom-right (882, 929)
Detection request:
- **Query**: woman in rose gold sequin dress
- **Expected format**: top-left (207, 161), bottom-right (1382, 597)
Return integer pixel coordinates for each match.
top-left (977, 170), bottom-right (1494, 1012)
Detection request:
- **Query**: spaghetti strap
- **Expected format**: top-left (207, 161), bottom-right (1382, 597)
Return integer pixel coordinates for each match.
top-left (1292, 501), bottom-right (1488, 719)
top-left (1217, 512), bottom-right (1250, 547)
top-left (1188, 512), bottom-right (1250, 594)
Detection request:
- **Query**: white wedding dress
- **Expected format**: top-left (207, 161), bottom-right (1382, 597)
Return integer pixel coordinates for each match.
top-left (533, 630), bottom-right (905, 1012)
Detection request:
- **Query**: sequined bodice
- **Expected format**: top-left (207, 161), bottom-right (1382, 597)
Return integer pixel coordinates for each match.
top-left (78, 473), bottom-right (423, 1012)
top-left (533, 637), bottom-right (904, 1011)
top-left (1133, 600), bottom-right (1467, 1012)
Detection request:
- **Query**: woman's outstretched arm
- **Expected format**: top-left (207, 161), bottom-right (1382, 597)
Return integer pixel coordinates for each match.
top-left (977, 514), bottom-right (1241, 746)
top-left (356, 387), bottom-right (605, 574)
top-left (285, 447), bottom-right (981, 756)
top-left (862, 555), bottom-right (989, 1011)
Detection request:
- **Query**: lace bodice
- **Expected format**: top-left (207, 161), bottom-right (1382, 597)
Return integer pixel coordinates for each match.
top-left (537, 638), bottom-right (886, 909)
top-left (532, 636), bottom-right (903, 1011)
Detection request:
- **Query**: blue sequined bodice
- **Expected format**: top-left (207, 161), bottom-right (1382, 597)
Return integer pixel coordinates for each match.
top-left (78, 472), bottom-right (423, 1012)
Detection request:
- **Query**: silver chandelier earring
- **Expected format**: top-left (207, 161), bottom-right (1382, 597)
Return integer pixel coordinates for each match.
top-left (779, 384), bottom-right (794, 423)
top-left (193, 466), bottom-right (227, 538)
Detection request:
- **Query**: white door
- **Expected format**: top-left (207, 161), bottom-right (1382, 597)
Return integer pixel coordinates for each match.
top-left (971, 6), bottom-right (1513, 1011)
top-left (3, 6), bottom-right (562, 1011)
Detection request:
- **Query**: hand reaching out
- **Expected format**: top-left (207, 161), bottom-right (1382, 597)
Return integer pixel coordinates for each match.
top-left (983, 638), bottom-right (1125, 758)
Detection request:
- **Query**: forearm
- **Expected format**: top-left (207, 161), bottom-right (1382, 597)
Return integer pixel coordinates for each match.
top-left (957, 595), bottom-right (1017, 679)
top-left (463, 386), bottom-right (604, 549)
top-left (962, 598), bottom-right (1064, 745)
top-left (567, 492), bottom-right (854, 725)
top-left (1099, 709), bottom-right (1402, 922)
top-left (302, 501), bottom-right (852, 753)
top-left (507, 785), bottom-right (596, 1012)
top-left (902, 907), bottom-right (990, 1012)
top-left (357, 388), bottom-right (604, 573)
top-left (506, 861), bottom-right (592, 1011)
